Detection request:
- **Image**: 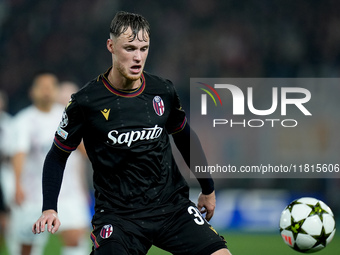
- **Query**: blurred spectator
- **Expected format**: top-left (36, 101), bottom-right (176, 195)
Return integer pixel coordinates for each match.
top-left (9, 74), bottom-right (92, 255)
top-left (56, 81), bottom-right (91, 255)
top-left (10, 71), bottom-right (61, 255)
top-left (0, 90), bottom-right (13, 254)
top-left (2, 0), bottom-right (340, 113)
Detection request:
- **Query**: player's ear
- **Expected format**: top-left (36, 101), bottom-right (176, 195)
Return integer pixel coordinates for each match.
top-left (107, 39), bottom-right (114, 54)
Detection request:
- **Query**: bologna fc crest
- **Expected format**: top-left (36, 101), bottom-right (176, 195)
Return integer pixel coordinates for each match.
top-left (153, 96), bottom-right (165, 116)
top-left (100, 224), bottom-right (113, 239)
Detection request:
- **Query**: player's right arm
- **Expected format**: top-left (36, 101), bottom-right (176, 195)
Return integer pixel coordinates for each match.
top-left (33, 95), bottom-right (84, 234)
top-left (32, 142), bottom-right (70, 234)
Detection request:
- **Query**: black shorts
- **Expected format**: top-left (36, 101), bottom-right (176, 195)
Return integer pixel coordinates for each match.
top-left (90, 202), bottom-right (227, 255)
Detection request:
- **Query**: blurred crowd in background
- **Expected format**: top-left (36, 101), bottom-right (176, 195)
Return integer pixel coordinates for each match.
top-left (0, 0), bottom-right (340, 245)
top-left (2, 0), bottom-right (340, 113)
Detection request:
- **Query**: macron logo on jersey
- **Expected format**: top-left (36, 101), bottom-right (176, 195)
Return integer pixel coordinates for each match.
top-left (107, 125), bottom-right (163, 147)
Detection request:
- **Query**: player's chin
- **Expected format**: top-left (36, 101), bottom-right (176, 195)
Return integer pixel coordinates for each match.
top-left (127, 72), bottom-right (143, 81)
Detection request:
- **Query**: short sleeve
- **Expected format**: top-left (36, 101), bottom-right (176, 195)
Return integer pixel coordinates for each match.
top-left (54, 96), bottom-right (84, 152)
top-left (165, 83), bottom-right (187, 135)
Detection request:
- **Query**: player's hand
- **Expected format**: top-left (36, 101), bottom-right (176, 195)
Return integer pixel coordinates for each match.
top-left (32, 209), bottom-right (60, 234)
top-left (197, 190), bottom-right (216, 222)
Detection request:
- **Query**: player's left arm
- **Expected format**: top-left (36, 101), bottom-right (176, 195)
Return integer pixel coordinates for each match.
top-left (165, 79), bottom-right (216, 221)
top-left (172, 123), bottom-right (216, 221)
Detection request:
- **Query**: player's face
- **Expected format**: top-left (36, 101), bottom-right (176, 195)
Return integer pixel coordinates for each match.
top-left (30, 74), bottom-right (59, 110)
top-left (108, 27), bottom-right (149, 82)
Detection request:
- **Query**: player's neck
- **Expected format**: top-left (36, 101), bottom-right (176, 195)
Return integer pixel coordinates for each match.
top-left (35, 102), bottom-right (53, 113)
top-left (108, 68), bottom-right (141, 90)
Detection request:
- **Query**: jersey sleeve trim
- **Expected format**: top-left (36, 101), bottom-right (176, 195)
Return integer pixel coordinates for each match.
top-left (90, 231), bottom-right (100, 249)
top-left (53, 137), bottom-right (77, 153)
top-left (169, 117), bottom-right (187, 135)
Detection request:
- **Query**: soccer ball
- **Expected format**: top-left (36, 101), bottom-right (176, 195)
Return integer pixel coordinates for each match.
top-left (279, 197), bottom-right (336, 253)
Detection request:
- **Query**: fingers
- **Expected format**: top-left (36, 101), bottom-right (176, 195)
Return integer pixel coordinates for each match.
top-left (197, 191), bottom-right (217, 221)
top-left (49, 217), bottom-right (60, 234)
top-left (199, 206), bottom-right (214, 221)
top-left (197, 203), bottom-right (203, 213)
top-left (198, 203), bottom-right (214, 221)
top-left (200, 208), bottom-right (207, 214)
top-left (32, 217), bottom-right (46, 234)
top-left (47, 217), bottom-right (54, 233)
top-left (205, 209), bottom-right (214, 222)
top-left (32, 211), bottom-right (60, 235)
top-left (32, 218), bottom-right (60, 234)
top-left (32, 223), bottom-right (37, 234)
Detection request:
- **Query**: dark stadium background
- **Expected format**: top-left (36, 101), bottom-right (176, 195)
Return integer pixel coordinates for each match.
top-left (1, 0), bottom-right (339, 254)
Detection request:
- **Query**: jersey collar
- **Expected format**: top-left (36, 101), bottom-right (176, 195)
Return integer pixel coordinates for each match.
top-left (101, 67), bottom-right (145, 98)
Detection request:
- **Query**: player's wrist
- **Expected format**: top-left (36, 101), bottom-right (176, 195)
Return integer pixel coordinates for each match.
top-left (201, 187), bottom-right (215, 195)
top-left (199, 177), bottom-right (215, 195)
top-left (42, 202), bottom-right (58, 213)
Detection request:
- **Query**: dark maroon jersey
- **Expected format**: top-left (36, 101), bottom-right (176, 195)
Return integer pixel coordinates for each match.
top-left (54, 68), bottom-right (189, 217)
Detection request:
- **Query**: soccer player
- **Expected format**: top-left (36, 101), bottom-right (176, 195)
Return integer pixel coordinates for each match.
top-left (11, 72), bottom-right (61, 255)
top-left (32, 11), bottom-right (232, 255)
top-left (11, 74), bottom-right (90, 255)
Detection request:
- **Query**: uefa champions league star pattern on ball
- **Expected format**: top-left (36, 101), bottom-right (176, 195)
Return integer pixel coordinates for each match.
top-left (280, 197), bottom-right (336, 253)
